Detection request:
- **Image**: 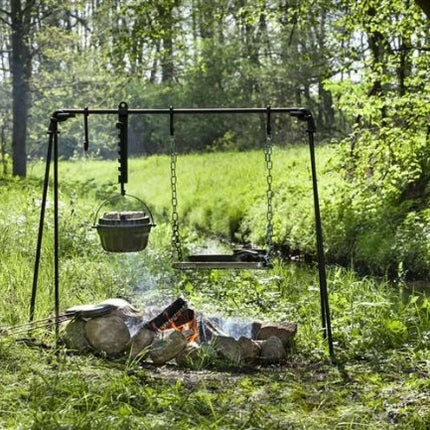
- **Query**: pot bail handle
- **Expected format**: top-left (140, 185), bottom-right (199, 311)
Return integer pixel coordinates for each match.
top-left (92, 193), bottom-right (156, 227)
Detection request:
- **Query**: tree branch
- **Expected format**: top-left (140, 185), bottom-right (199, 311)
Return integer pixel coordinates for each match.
top-left (67, 12), bottom-right (92, 32)
top-left (0, 7), bottom-right (10, 16)
top-left (0, 8), bottom-right (11, 26)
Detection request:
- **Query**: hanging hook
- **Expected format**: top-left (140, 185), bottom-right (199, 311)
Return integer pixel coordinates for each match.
top-left (169, 106), bottom-right (175, 136)
top-left (117, 101), bottom-right (129, 196)
top-left (266, 105), bottom-right (272, 137)
top-left (83, 106), bottom-right (89, 151)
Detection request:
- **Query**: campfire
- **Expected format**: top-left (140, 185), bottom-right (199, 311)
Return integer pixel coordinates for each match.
top-left (61, 298), bottom-right (297, 367)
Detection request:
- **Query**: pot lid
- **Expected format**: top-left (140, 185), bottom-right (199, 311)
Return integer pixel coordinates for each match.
top-left (98, 211), bottom-right (150, 225)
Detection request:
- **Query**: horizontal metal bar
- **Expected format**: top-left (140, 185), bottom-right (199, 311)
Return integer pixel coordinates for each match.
top-left (53, 106), bottom-right (312, 118)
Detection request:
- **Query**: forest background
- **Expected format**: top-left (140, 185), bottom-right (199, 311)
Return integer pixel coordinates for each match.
top-left (1, 0), bottom-right (430, 279)
top-left (1, 1), bottom-right (430, 427)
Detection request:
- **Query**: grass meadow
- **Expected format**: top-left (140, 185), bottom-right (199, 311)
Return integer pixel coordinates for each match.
top-left (0, 145), bottom-right (429, 428)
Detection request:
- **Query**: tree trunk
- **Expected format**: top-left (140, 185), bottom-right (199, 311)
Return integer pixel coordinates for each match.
top-left (157, 2), bottom-right (175, 83)
top-left (10, 0), bottom-right (31, 177)
top-left (398, 2), bottom-right (412, 97)
top-left (161, 33), bottom-right (174, 83)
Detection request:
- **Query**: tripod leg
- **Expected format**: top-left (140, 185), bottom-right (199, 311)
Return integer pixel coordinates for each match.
top-left (29, 121), bottom-right (55, 322)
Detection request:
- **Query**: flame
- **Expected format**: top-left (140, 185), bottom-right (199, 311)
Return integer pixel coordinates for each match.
top-left (163, 315), bottom-right (199, 343)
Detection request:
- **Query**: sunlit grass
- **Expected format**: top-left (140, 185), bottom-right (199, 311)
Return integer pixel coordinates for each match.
top-left (29, 144), bottom-right (338, 246)
top-left (0, 148), bottom-right (428, 428)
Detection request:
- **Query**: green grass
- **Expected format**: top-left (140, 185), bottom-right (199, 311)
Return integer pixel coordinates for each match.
top-left (0, 147), bottom-right (429, 428)
top-left (0, 268), bottom-right (429, 429)
top-left (29, 144), bottom-right (339, 249)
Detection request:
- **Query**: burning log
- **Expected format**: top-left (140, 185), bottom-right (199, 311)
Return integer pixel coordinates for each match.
top-left (146, 306), bottom-right (200, 365)
top-left (144, 298), bottom-right (187, 331)
top-left (161, 308), bottom-right (199, 342)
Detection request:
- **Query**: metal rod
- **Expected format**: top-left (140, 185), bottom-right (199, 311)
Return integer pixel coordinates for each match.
top-left (53, 107), bottom-right (313, 117)
top-left (83, 106), bottom-right (89, 151)
top-left (54, 126), bottom-right (60, 343)
top-left (3, 314), bottom-right (74, 337)
top-left (266, 105), bottom-right (272, 136)
top-left (30, 119), bottom-right (55, 322)
top-left (169, 106), bottom-right (174, 136)
top-left (172, 261), bottom-right (272, 270)
top-left (307, 118), bottom-right (334, 359)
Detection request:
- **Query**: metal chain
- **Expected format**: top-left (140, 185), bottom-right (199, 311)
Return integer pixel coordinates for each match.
top-left (264, 131), bottom-right (274, 256)
top-left (170, 134), bottom-right (183, 261)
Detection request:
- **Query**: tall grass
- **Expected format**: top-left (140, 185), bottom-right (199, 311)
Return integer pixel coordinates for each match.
top-left (0, 148), bottom-right (428, 428)
top-left (30, 144), bottom-right (338, 248)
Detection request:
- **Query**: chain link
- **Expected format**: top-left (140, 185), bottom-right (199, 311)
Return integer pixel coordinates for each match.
top-left (170, 135), bottom-right (183, 261)
top-left (170, 114), bottom-right (273, 262)
top-left (264, 132), bottom-right (274, 256)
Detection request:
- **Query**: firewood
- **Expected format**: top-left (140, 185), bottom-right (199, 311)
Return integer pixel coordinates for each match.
top-left (144, 298), bottom-right (187, 331)
top-left (85, 315), bottom-right (131, 356)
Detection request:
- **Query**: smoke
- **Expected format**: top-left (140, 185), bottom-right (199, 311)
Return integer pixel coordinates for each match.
top-left (210, 316), bottom-right (253, 340)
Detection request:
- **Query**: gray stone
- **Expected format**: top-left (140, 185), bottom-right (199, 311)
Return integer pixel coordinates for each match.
top-left (211, 335), bottom-right (242, 364)
top-left (85, 315), bottom-right (131, 356)
top-left (149, 330), bottom-right (187, 365)
top-left (260, 335), bottom-right (287, 363)
top-left (256, 322), bottom-right (297, 347)
top-left (61, 318), bottom-right (91, 352)
top-left (128, 327), bottom-right (155, 359)
top-left (175, 341), bottom-right (214, 369)
top-left (238, 336), bottom-right (261, 363)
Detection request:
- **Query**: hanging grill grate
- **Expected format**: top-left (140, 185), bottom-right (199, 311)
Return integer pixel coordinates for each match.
top-left (172, 249), bottom-right (272, 270)
top-left (169, 106), bottom-right (274, 270)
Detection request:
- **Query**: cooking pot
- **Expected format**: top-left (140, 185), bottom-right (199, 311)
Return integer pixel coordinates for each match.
top-left (93, 194), bottom-right (155, 252)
